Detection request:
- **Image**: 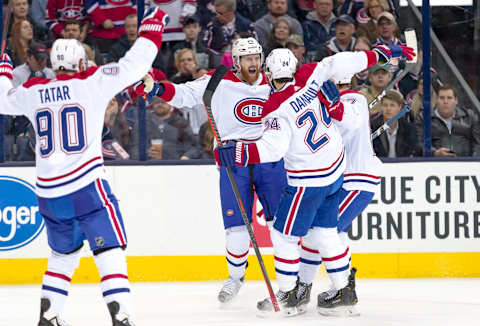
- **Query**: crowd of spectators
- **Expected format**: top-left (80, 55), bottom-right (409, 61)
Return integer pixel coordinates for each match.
top-left (0, 0), bottom-right (479, 162)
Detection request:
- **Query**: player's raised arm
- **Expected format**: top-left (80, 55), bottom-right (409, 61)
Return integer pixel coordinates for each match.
top-left (316, 44), bottom-right (416, 85)
top-left (0, 54), bottom-right (24, 116)
top-left (92, 8), bottom-right (169, 99)
top-left (135, 71), bottom-right (211, 109)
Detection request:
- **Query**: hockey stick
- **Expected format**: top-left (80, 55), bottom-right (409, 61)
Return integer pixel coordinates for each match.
top-left (0, 3), bottom-right (10, 57)
top-left (202, 65), bottom-right (280, 313)
top-left (371, 105), bottom-right (411, 140)
top-left (368, 29), bottom-right (418, 111)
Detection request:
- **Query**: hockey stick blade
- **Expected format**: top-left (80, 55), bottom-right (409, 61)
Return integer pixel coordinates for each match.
top-left (201, 66), bottom-right (281, 312)
top-left (371, 105), bottom-right (411, 140)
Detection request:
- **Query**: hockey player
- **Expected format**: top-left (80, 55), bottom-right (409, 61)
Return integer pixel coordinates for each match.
top-left (0, 8), bottom-right (168, 326)
top-left (134, 37), bottom-right (288, 304)
top-left (298, 78), bottom-right (383, 316)
top-left (214, 45), bottom-right (414, 315)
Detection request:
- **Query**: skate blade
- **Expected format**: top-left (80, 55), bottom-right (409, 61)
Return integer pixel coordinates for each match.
top-left (317, 305), bottom-right (360, 317)
top-left (256, 306), bottom-right (300, 318)
top-left (297, 303), bottom-right (309, 315)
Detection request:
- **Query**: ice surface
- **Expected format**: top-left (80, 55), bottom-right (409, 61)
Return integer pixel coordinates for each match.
top-left (1, 278), bottom-right (479, 325)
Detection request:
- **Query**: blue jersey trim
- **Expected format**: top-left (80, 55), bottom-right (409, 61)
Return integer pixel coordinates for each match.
top-left (275, 268), bottom-right (299, 276)
top-left (103, 288), bottom-right (130, 297)
top-left (42, 285), bottom-right (68, 296)
top-left (288, 154), bottom-right (344, 180)
top-left (36, 164), bottom-right (103, 189)
top-left (300, 258), bottom-right (322, 265)
top-left (226, 257), bottom-right (248, 267)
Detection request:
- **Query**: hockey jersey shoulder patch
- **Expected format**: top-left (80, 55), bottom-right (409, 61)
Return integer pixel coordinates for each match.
top-left (101, 64), bottom-right (119, 76)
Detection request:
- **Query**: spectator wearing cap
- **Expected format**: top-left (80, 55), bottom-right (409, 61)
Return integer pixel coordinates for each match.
top-left (5, 19), bottom-right (34, 67)
top-left (12, 43), bottom-right (55, 87)
top-left (371, 11), bottom-right (403, 47)
top-left (169, 14), bottom-right (209, 75)
top-left (45, 0), bottom-right (87, 39)
top-left (7, 0), bottom-right (52, 44)
top-left (265, 17), bottom-right (293, 55)
top-left (301, 0), bottom-right (336, 60)
top-left (359, 64), bottom-right (393, 115)
top-left (370, 90), bottom-right (418, 158)
top-left (85, 0), bottom-right (136, 54)
top-left (286, 34), bottom-right (307, 67)
top-left (107, 14), bottom-right (167, 71)
top-left (203, 0), bottom-right (256, 67)
top-left (314, 14), bottom-right (356, 62)
top-left (253, 0), bottom-right (303, 49)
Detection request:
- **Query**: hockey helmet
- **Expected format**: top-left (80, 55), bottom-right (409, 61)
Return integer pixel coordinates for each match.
top-left (50, 39), bottom-right (88, 72)
top-left (232, 37), bottom-right (264, 70)
top-left (264, 48), bottom-right (297, 88)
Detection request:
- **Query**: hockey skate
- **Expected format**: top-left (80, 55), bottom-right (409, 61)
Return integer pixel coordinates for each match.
top-left (38, 298), bottom-right (71, 326)
top-left (257, 283), bottom-right (300, 316)
top-left (296, 279), bottom-right (312, 314)
top-left (218, 276), bottom-right (244, 303)
top-left (107, 301), bottom-right (136, 326)
top-left (317, 267), bottom-right (359, 317)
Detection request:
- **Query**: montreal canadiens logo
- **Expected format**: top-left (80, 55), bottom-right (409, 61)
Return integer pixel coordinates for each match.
top-left (62, 7), bottom-right (84, 20)
top-left (234, 98), bottom-right (265, 125)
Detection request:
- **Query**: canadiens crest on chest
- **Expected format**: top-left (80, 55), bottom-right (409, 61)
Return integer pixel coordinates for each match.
top-left (233, 97), bottom-right (265, 125)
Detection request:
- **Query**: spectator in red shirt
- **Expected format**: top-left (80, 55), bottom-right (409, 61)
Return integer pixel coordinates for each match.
top-left (45, 0), bottom-right (87, 39)
top-left (85, 0), bottom-right (137, 53)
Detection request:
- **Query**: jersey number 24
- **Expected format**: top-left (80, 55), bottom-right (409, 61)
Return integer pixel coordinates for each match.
top-left (296, 104), bottom-right (332, 152)
top-left (35, 105), bottom-right (87, 157)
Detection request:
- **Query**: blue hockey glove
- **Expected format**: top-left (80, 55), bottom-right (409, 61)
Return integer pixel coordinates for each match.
top-left (318, 80), bottom-right (344, 121)
top-left (373, 44), bottom-right (415, 65)
top-left (133, 72), bottom-right (165, 101)
top-left (213, 141), bottom-right (260, 167)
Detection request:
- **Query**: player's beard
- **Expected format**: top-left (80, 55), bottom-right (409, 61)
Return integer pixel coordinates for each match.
top-left (240, 66), bottom-right (260, 84)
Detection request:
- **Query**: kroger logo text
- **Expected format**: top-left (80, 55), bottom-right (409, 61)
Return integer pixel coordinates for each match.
top-left (0, 176), bottom-right (44, 251)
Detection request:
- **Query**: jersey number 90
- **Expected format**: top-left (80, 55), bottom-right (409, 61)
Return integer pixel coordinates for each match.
top-left (35, 105), bottom-right (87, 157)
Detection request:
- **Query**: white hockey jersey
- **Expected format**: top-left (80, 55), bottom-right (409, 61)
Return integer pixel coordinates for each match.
top-left (159, 70), bottom-right (271, 142)
top-left (335, 90), bottom-right (383, 192)
top-left (251, 51), bottom-right (377, 187)
top-left (0, 37), bottom-right (158, 198)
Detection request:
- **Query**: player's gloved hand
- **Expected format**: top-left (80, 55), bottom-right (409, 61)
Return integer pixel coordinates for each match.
top-left (138, 7), bottom-right (169, 50)
top-left (214, 141), bottom-right (260, 167)
top-left (373, 44), bottom-right (415, 65)
top-left (318, 80), bottom-right (344, 121)
top-left (133, 72), bottom-right (164, 101)
top-left (0, 54), bottom-right (13, 80)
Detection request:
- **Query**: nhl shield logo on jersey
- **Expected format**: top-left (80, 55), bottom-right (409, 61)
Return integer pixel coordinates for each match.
top-left (0, 176), bottom-right (44, 251)
top-left (234, 98), bottom-right (265, 125)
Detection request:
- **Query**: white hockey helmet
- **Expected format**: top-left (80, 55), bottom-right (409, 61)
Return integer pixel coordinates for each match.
top-left (264, 48), bottom-right (297, 86)
top-left (335, 74), bottom-right (353, 85)
top-left (232, 37), bottom-right (264, 70)
top-left (50, 39), bottom-right (88, 72)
